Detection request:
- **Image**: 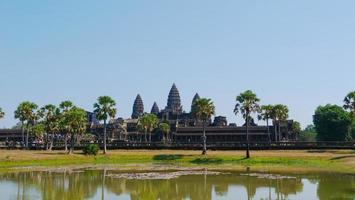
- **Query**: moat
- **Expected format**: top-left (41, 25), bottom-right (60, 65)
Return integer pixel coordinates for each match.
top-left (0, 169), bottom-right (354, 200)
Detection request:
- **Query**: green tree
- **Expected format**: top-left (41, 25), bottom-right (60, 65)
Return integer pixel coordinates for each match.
top-left (159, 122), bottom-right (170, 143)
top-left (258, 105), bottom-right (274, 143)
top-left (234, 90), bottom-right (260, 158)
top-left (292, 121), bottom-right (302, 140)
top-left (31, 123), bottom-right (45, 140)
top-left (343, 91), bottom-right (355, 115)
top-left (93, 96), bottom-right (117, 154)
top-left (299, 124), bottom-right (317, 142)
top-left (14, 101), bottom-right (38, 147)
top-left (39, 104), bottom-right (61, 150)
top-left (192, 98), bottom-right (215, 155)
top-left (271, 104), bottom-right (289, 141)
top-left (59, 100), bottom-right (74, 152)
top-left (0, 107), bottom-right (4, 121)
top-left (62, 107), bottom-right (87, 154)
top-left (137, 113), bottom-right (159, 143)
top-left (313, 104), bottom-right (352, 141)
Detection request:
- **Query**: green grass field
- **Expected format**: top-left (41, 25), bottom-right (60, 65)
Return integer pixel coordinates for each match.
top-left (0, 149), bottom-right (354, 173)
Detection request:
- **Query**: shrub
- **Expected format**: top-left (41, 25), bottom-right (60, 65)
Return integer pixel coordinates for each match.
top-left (83, 144), bottom-right (99, 156)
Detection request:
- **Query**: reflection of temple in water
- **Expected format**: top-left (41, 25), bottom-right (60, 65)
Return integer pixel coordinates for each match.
top-left (1, 170), bottom-right (354, 200)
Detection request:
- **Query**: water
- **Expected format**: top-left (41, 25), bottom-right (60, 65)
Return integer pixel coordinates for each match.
top-left (0, 169), bottom-right (354, 200)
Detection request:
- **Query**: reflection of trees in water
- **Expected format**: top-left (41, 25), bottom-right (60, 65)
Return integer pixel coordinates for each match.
top-left (316, 174), bottom-right (355, 200)
top-left (0, 170), bottom-right (102, 200)
top-left (0, 170), bottom-right (354, 200)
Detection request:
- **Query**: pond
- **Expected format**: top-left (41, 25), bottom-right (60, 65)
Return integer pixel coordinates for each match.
top-left (0, 169), bottom-right (354, 200)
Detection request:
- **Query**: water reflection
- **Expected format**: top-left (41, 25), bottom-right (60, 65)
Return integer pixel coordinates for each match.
top-left (0, 170), bottom-right (354, 200)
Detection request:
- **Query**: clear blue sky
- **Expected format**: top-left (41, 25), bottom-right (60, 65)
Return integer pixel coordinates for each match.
top-left (0, 1), bottom-right (354, 128)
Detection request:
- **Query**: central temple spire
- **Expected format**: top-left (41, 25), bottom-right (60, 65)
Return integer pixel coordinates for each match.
top-left (167, 83), bottom-right (181, 110)
top-left (132, 94), bottom-right (144, 119)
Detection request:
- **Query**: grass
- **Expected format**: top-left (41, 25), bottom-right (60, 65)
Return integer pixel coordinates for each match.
top-left (0, 149), bottom-right (354, 174)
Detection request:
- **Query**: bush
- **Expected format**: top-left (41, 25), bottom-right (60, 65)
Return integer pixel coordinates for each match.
top-left (83, 144), bottom-right (99, 156)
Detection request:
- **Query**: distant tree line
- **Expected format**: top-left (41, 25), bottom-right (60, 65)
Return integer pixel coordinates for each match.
top-left (298, 91), bottom-right (355, 142)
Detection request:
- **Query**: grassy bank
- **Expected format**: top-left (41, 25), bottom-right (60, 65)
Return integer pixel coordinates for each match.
top-left (0, 150), bottom-right (354, 173)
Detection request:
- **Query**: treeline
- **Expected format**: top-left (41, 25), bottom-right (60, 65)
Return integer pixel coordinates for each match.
top-left (298, 91), bottom-right (355, 142)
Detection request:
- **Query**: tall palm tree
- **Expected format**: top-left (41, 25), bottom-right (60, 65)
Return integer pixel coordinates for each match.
top-left (258, 105), bottom-right (274, 143)
top-left (14, 101), bottom-right (38, 148)
top-left (39, 104), bottom-right (61, 150)
top-left (62, 107), bottom-right (87, 154)
top-left (0, 108), bottom-right (5, 121)
top-left (137, 113), bottom-right (159, 143)
top-left (234, 90), bottom-right (260, 158)
top-left (344, 91), bottom-right (355, 115)
top-left (59, 100), bottom-right (74, 152)
top-left (271, 104), bottom-right (289, 141)
top-left (159, 122), bottom-right (170, 143)
top-left (93, 96), bottom-right (117, 154)
top-left (192, 98), bottom-right (215, 155)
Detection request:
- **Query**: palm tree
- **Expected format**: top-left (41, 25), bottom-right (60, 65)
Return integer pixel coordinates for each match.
top-left (14, 101), bottom-right (38, 148)
top-left (258, 105), bottom-right (274, 143)
top-left (62, 107), bottom-right (87, 154)
top-left (0, 108), bottom-right (5, 121)
top-left (39, 104), bottom-right (61, 150)
top-left (93, 96), bottom-right (117, 154)
top-left (234, 90), bottom-right (260, 158)
top-left (159, 123), bottom-right (170, 143)
top-left (344, 91), bottom-right (355, 115)
top-left (271, 104), bottom-right (289, 141)
top-left (192, 98), bottom-right (215, 155)
top-left (137, 113), bottom-right (159, 143)
top-left (59, 101), bottom-right (74, 152)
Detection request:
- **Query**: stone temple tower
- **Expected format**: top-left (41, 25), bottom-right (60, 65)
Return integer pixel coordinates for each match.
top-left (191, 93), bottom-right (200, 112)
top-left (166, 83), bottom-right (182, 111)
top-left (131, 94), bottom-right (144, 119)
top-left (150, 102), bottom-right (159, 115)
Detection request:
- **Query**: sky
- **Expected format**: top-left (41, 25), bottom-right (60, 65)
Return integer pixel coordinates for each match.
top-left (0, 1), bottom-right (354, 128)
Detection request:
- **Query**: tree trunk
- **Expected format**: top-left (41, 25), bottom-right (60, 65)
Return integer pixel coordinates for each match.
top-left (266, 118), bottom-right (271, 143)
top-left (25, 124), bottom-right (29, 149)
top-left (246, 114), bottom-right (250, 158)
top-left (202, 120), bottom-right (207, 155)
top-left (64, 133), bottom-right (68, 152)
top-left (103, 119), bottom-right (107, 154)
top-left (49, 134), bottom-right (54, 151)
top-left (21, 122), bottom-right (25, 147)
top-left (69, 133), bottom-right (75, 154)
top-left (149, 132), bottom-right (152, 143)
top-left (46, 133), bottom-right (49, 150)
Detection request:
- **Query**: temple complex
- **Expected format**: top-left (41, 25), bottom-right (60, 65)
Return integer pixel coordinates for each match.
top-left (96, 83), bottom-right (297, 143)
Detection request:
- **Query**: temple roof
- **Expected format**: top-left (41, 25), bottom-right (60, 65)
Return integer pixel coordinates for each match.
top-left (131, 94), bottom-right (144, 119)
top-left (167, 83), bottom-right (181, 110)
top-left (191, 93), bottom-right (200, 112)
top-left (150, 102), bottom-right (160, 115)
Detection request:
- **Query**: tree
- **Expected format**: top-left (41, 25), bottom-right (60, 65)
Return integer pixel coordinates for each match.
top-left (59, 100), bottom-right (74, 152)
top-left (39, 104), bottom-right (61, 150)
top-left (14, 101), bottom-right (38, 147)
top-left (137, 113), bottom-right (159, 143)
top-left (93, 96), bottom-right (117, 154)
top-left (313, 104), bottom-right (352, 141)
top-left (271, 104), bottom-right (289, 141)
top-left (258, 105), bottom-right (274, 143)
top-left (299, 125), bottom-right (317, 142)
top-left (192, 98), bottom-right (215, 155)
top-left (0, 108), bottom-right (4, 121)
top-left (159, 123), bottom-right (170, 143)
top-left (234, 90), bottom-right (260, 158)
top-left (62, 107), bottom-right (87, 154)
top-left (343, 91), bottom-right (355, 115)
top-left (292, 121), bottom-right (302, 140)
top-left (31, 123), bottom-right (45, 140)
